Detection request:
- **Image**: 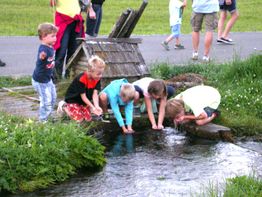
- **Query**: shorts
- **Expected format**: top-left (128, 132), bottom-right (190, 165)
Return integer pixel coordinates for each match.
top-left (203, 107), bottom-right (216, 117)
top-left (64, 103), bottom-right (92, 122)
top-left (171, 24), bottom-right (181, 38)
top-left (219, 0), bottom-right (237, 13)
top-left (191, 12), bottom-right (218, 32)
top-left (134, 85), bottom-right (175, 99)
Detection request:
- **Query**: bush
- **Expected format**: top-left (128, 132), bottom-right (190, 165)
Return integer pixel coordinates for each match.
top-left (0, 114), bottom-right (105, 193)
top-left (151, 55), bottom-right (262, 136)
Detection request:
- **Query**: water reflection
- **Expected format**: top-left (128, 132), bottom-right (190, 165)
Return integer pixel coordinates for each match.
top-left (9, 128), bottom-right (262, 197)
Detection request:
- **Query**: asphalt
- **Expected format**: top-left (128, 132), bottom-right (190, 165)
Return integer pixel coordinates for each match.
top-left (0, 32), bottom-right (261, 76)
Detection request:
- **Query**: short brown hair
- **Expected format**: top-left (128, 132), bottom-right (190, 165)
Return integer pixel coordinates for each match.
top-left (165, 98), bottom-right (185, 118)
top-left (121, 84), bottom-right (136, 101)
top-left (148, 80), bottom-right (167, 97)
top-left (38, 23), bottom-right (58, 40)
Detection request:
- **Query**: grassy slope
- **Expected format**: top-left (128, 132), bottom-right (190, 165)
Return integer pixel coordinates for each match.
top-left (0, 0), bottom-right (262, 36)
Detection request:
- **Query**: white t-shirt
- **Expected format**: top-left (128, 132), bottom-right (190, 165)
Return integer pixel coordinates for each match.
top-left (175, 85), bottom-right (221, 117)
top-left (132, 77), bottom-right (154, 98)
top-left (169, 0), bottom-right (183, 26)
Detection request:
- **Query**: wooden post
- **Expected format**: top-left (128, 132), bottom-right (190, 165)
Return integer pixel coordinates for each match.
top-left (125, 0), bottom-right (148, 38)
top-left (116, 9), bottom-right (137, 38)
top-left (108, 9), bottom-right (131, 38)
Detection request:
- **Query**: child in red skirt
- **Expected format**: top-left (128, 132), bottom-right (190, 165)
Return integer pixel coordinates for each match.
top-left (58, 55), bottom-right (106, 122)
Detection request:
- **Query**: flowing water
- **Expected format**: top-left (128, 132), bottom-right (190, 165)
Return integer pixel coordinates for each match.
top-left (12, 128), bottom-right (262, 197)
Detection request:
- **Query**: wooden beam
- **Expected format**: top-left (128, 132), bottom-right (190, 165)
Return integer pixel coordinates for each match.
top-left (1, 87), bottom-right (40, 102)
top-left (85, 38), bottom-right (142, 44)
top-left (125, 0), bottom-right (148, 37)
top-left (116, 9), bottom-right (137, 38)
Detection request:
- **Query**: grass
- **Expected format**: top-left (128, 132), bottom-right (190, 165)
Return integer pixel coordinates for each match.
top-left (0, 76), bottom-right (31, 88)
top-left (196, 175), bottom-right (262, 197)
top-left (0, 113), bottom-right (106, 193)
top-left (151, 54), bottom-right (262, 137)
top-left (0, 0), bottom-right (262, 36)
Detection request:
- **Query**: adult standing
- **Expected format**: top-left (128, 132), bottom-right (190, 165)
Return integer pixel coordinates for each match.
top-left (217, 0), bottom-right (239, 44)
top-left (191, 0), bottom-right (219, 62)
top-left (50, 0), bottom-right (96, 80)
top-left (86, 0), bottom-right (105, 37)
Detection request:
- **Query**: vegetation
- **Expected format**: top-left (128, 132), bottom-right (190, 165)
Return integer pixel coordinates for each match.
top-left (0, 0), bottom-right (262, 36)
top-left (0, 113), bottom-right (105, 193)
top-left (0, 76), bottom-right (31, 88)
top-left (197, 175), bottom-right (262, 197)
top-left (151, 54), bottom-right (262, 136)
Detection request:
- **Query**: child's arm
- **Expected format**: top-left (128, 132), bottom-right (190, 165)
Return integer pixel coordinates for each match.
top-left (157, 97), bottom-right (167, 130)
top-left (109, 97), bottom-right (128, 132)
top-left (144, 97), bottom-right (157, 129)
top-left (50, 0), bottom-right (56, 7)
top-left (80, 93), bottom-right (96, 111)
top-left (92, 90), bottom-right (102, 115)
top-left (182, 0), bottom-right (187, 7)
top-left (39, 51), bottom-right (47, 60)
top-left (125, 101), bottom-right (134, 132)
top-left (183, 112), bottom-right (207, 121)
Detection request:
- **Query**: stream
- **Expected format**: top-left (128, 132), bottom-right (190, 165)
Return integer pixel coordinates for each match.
top-left (11, 127), bottom-right (262, 197)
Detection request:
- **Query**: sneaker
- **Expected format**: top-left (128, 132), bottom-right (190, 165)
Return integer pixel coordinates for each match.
top-left (0, 59), bottom-right (6, 67)
top-left (220, 37), bottom-right (234, 45)
top-left (174, 44), bottom-right (185, 50)
top-left (161, 41), bottom-right (170, 51)
top-left (57, 100), bottom-right (66, 116)
top-left (217, 38), bottom-right (223, 43)
top-left (202, 56), bottom-right (210, 62)
top-left (192, 52), bottom-right (198, 60)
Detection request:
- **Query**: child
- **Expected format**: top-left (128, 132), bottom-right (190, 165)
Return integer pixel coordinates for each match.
top-left (32, 23), bottom-right (58, 122)
top-left (133, 77), bottom-right (175, 130)
top-left (58, 55), bottom-right (106, 122)
top-left (165, 85), bottom-right (221, 126)
top-left (99, 79), bottom-right (136, 134)
top-left (217, 0), bottom-right (239, 44)
top-left (161, 0), bottom-right (187, 50)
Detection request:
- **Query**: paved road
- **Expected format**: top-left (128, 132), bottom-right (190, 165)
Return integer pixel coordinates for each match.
top-left (0, 32), bottom-right (261, 76)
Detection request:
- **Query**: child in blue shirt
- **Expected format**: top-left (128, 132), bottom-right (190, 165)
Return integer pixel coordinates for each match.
top-left (32, 23), bottom-right (58, 122)
top-left (99, 79), bottom-right (136, 134)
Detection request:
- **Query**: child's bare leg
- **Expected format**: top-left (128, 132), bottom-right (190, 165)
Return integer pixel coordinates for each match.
top-left (175, 37), bottom-right (180, 45)
top-left (134, 91), bottom-right (140, 105)
top-left (165, 34), bottom-right (175, 44)
top-left (195, 114), bottom-right (216, 126)
top-left (222, 11), bottom-right (239, 39)
top-left (99, 92), bottom-right (108, 113)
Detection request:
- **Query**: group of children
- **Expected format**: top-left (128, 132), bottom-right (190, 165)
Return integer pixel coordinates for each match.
top-left (32, 22), bottom-right (221, 132)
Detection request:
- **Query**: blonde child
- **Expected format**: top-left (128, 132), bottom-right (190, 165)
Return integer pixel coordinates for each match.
top-left (32, 23), bottom-right (58, 122)
top-left (161, 0), bottom-right (187, 50)
top-left (57, 55), bottom-right (106, 122)
top-left (165, 85), bottom-right (221, 126)
top-left (99, 79), bottom-right (136, 134)
top-left (133, 77), bottom-right (175, 130)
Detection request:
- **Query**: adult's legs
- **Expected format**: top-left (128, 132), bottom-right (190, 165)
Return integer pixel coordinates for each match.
top-left (86, 4), bottom-right (102, 37)
top-left (217, 10), bottom-right (227, 39)
top-left (94, 4), bottom-right (102, 36)
top-left (55, 22), bottom-right (76, 80)
top-left (222, 10), bottom-right (239, 39)
top-left (192, 31), bottom-right (200, 53)
top-left (204, 31), bottom-right (213, 57)
top-left (99, 92), bottom-right (108, 113)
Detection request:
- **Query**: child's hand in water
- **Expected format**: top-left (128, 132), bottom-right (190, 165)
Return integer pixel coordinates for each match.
top-left (157, 124), bottom-right (164, 130)
top-left (127, 126), bottom-right (135, 134)
top-left (92, 106), bottom-right (102, 116)
top-left (152, 124), bottom-right (158, 130)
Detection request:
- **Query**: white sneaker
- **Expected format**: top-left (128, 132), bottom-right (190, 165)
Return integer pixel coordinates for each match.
top-left (57, 100), bottom-right (66, 117)
top-left (192, 52), bottom-right (198, 60)
top-left (202, 56), bottom-right (210, 62)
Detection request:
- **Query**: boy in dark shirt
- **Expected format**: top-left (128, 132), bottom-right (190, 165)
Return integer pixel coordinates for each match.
top-left (32, 23), bottom-right (58, 122)
top-left (58, 55), bottom-right (106, 122)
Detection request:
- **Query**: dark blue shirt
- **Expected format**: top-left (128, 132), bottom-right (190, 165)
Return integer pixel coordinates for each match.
top-left (32, 44), bottom-right (55, 83)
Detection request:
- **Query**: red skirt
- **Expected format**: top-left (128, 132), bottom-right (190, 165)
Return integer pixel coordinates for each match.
top-left (64, 103), bottom-right (92, 122)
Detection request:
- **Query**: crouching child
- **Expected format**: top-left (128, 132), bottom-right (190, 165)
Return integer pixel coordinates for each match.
top-left (165, 85), bottom-right (221, 126)
top-left (58, 55), bottom-right (106, 122)
top-left (99, 79), bottom-right (136, 134)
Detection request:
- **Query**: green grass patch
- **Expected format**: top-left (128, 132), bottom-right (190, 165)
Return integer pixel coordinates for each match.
top-left (0, 0), bottom-right (262, 36)
top-left (151, 54), bottom-right (262, 136)
top-left (0, 113), bottom-right (105, 193)
top-left (0, 76), bottom-right (31, 88)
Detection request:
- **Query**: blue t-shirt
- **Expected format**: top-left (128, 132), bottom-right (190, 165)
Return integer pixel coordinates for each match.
top-left (192, 0), bottom-right (219, 13)
top-left (32, 44), bottom-right (55, 83)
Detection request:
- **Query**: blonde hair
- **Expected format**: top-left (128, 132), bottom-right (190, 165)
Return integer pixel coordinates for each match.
top-left (121, 84), bottom-right (136, 101)
top-left (87, 55), bottom-right (106, 72)
top-left (148, 79), bottom-right (167, 98)
top-left (38, 23), bottom-right (58, 40)
top-left (165, 98), bottom-right (185, 118)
